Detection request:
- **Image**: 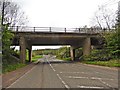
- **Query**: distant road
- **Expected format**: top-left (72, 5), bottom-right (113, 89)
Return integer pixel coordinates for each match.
top-left (7, 55), bottom-right (118, 90)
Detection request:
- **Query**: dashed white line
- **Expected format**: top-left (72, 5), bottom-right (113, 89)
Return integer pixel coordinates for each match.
top-left (78, 85), bottom-right (104, 89)
top-left (46, 59), bottom-right (70, 89)
top-left (60, 72), bottom-right (85, 74)
top-left (56, 74), bottom-right (70, 89)
top-left (67, 76), bottom-right (89, 79)
top-left (66, 76), bottom-right (114, 81)
top-left (99, 79), bottom-right (113, 89)
top-left (47, 60), bottom-right (56, 72)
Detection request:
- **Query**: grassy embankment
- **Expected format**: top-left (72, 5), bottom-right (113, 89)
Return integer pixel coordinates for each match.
top-left (57, 57), bottom-right (71, 61)
top-left (81, 59), bottom-right (120, 67)
top-left (57, 55), bottom-right (120, 67)
top-left (3, 63), bottom-right (26, 74)
top-left (59, 57), bottom-right (120, 67)
top-left (31, 55), bottom-right (43, 62)
top-left (3, 55), bottom-right (43, 74)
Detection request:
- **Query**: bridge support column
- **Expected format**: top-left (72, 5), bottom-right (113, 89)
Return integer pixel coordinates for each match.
top-left (28, 46), bottom-right (32, 62)
top-left (83, 37), bottom-right (91, 56)
top-left (20, 36), bottom-right (26, 63)
top-left (70, 47), bottom-right (75, 61)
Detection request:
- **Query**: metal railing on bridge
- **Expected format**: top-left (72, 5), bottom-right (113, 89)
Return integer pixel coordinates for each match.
top-left (8, 26), bottom-right (109, 34)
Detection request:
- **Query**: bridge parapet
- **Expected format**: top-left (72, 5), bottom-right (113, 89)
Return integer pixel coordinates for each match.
top-left (9, 26), bottom-right (107, 34)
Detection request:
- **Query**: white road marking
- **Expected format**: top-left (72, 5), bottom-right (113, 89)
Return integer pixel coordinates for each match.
top-left (78, 85), bottom-right (104, 89)
top-left (57, 74), bottom-right (70, 89)
top-left (60, 72), bottom-right (85, 74)
top-left (67, 76), bottom-right (89, 79)
top-left (66, 76), bottom-right (114, 81)
top-left (91, 77), bottom-right (114, 80)
top-left (46, 59), bottom-right (70, 89)
top-left (99, 79), bottom-right (114, 89)
top-left (47, 60), bottom-right (56, 72)
top-left (6, 65), bottom-right (37, 88)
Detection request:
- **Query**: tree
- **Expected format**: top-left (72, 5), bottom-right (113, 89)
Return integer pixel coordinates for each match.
top-left (2, 24), bottom-right (14, 64)
top-left (0, 0), bottom-right (27, 26)
top-left (2, 25), bottom-right (13, 55)
top-left (91, 6), bottom-right (117, 30)
top-left (1, 0), bottom-right (28, 65)
top-left (100, 3), bottom-right (120, 58)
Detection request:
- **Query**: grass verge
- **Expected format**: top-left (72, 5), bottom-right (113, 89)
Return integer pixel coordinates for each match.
top-left (56, 57), bottom-right (71, 61)
top-left (81, 59), bottom-right (120, 67)
top-left (3, 63), bottom-right (26, 74)
top-left (3, 55), bottom-right (43, 74)
top-left (32, 55), bottom-right (43, 62)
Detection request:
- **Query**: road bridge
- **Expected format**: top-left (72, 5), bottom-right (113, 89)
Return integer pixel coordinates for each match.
top-left (10, 26), bottom-right (104, 63)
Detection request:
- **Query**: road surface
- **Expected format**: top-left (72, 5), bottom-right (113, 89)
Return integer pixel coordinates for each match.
top-left (7, 55), bottom-right (118, 90)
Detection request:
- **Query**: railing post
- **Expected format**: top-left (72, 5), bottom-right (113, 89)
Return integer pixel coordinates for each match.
top-left (79, 28), bottom-right (80, 33)
top-left (34, 27), bottom-right (35, 32)
top-left (16, 26), bottom-right (19, 32)
top-left (50, 27), bottom-right (51, 32)
top-left (65, 28), bottom-right (66, 33)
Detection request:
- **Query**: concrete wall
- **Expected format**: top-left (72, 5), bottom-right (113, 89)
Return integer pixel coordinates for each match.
top-left (83, 37), bottom-right (91, 56)
top-left (20, 36), bottom-right (26, 63)
top-left (16, 32), bottom-right (99, 63)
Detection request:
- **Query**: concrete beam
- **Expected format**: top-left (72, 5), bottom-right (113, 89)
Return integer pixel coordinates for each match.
top-left (70, 47), bottom-right (75, 61)
top-left (20, 36), bottom-right (26, 63)
top-left (83, 37), bottom-right (91, 56)
top-left (26, 41), bottom-right (32, 50)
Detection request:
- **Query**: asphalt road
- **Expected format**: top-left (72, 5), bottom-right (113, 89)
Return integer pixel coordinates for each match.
top-left (7, 55), bottom-right (118, 90)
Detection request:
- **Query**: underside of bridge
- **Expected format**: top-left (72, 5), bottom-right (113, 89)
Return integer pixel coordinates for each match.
top-left (12, 32), bottom-right (101, 63)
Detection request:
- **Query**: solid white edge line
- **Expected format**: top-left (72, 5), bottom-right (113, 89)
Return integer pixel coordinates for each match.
top-left (6, 65), bottom-right (37, 89)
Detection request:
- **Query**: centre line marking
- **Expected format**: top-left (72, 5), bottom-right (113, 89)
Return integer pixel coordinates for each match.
top-left (46, 59), bottom-right (70, 89)
top-left (57, 74), bottom-right (70, 89)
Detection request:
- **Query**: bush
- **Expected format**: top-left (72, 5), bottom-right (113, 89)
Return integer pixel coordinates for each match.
top-left (80, 49), bottom-right (113, 61)
top-left (3, 63), bottom-right (26, 73)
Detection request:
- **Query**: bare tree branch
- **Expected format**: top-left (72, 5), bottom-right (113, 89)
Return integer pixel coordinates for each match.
top-left (0, 0), bottom-right (27, 26)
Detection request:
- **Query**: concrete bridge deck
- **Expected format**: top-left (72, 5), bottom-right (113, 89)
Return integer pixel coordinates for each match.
top-left (10, 26), bottom-right (104, 63)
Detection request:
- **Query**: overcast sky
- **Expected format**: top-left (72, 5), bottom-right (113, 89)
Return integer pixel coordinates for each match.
top-left (13, 0), bottom-right (119, 50)
top-left (17, 0), bottom-right (118, 27)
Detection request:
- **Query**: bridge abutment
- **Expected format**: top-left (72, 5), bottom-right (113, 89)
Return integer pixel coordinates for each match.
top-left (83, 37), bottom-right (91, 56)
top-left (28, 46), bottom-right (32, 62)
top-left (70, 47), bottom-right (75, 61)
top-left (20, 36), bottom-right (26, 63)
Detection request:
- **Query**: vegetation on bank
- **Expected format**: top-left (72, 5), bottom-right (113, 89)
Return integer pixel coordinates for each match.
top-left (1, 1), bottom-right (120, 75)
top-left (3, 63), bottom-right (26, 74)
top-left (32, 55), bottom-right (43, 62)
top-left (1, 1), bottom-right (28, 74)
top-left (81, 60), bottom-right (120, 67)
